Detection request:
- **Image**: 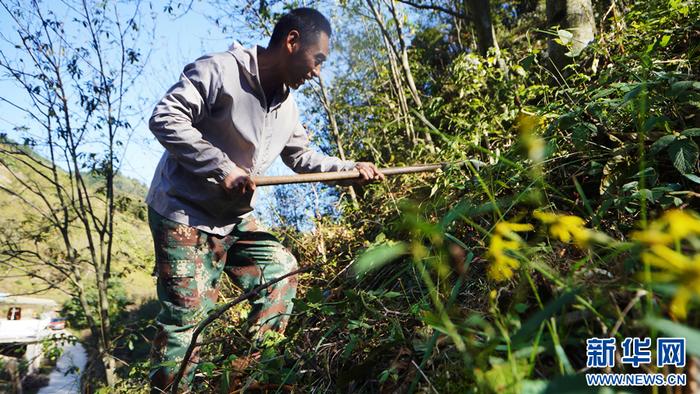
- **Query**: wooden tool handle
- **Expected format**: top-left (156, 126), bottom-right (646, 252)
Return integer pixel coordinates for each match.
top-left (252, 163), bottom-right (446, 186)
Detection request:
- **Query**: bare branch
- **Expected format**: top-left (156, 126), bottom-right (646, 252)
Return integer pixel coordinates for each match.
top-left (395, 0), bottom-right (467, 19)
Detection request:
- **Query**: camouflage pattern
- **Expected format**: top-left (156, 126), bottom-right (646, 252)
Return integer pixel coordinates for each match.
top-left (147, 207), bottom-right (298, 390)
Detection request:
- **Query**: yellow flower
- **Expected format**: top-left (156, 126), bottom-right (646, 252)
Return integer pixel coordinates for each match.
top-left (487, 220), bottom-right (534, 282)
top-left (495, 222), bottom-right (534, 237)
top-left (662, 210), bottom-right (700, 240)
top-left (490, 233), bottom-right (521, 251)
top-left (633, 209), bottom-right (700, 245)
top-left (670, 288), bottom-right (693, 322)
top-left (487, 232), bottom-right (524, 282)
top-left (631, 228), bottom-right (674, 245)
top-left (643, 245), bottom-right (692, 271)
top-left (487, 253), bottom-right (520, 282)
top-left (641, 245), bottom-right (700, 320)
top-left (517, 113), bottom-right (545, 163)
top-left (534, 211), bottom-right (593, 247)
top-left (532, 210), bottom-right (557, 224)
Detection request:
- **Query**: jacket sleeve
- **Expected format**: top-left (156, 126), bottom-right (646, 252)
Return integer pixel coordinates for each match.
top-left (149, 55), bottom-right (238, 182)
top-left (281, 120), bottom-right (356, 174)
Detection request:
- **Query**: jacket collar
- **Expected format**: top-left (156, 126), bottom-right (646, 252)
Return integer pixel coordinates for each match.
top-left (228, 41), bottom-right (289, 109)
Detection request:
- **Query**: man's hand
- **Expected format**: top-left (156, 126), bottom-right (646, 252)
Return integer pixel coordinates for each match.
top-left (220, 166), bottom-right (256, 195)
top-left (354, 162), bottom-right (385, 185)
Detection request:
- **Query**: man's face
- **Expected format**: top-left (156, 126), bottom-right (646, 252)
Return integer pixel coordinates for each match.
top-left (285, 31), bottom-right (329, 89)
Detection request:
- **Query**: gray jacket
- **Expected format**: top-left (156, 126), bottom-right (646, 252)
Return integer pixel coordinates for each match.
top-left (146, 42), bottom-right (355, 235)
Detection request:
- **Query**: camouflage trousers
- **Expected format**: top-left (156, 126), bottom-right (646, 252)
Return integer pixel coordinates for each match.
top-left (147, 208), bottom-right (298, 391)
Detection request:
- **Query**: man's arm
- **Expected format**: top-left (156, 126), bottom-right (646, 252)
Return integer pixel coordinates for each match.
top-left (149, 55), bottom-right (252, 194)
top-left (280, 121), bottom-right (384, 183)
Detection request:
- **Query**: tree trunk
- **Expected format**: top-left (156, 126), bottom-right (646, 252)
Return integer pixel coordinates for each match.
top-left (517, 0), bottom-right (539, 15)
top-left (316, 76), bottom-right (359, 207)
top-left (96, 275), bottom-right (115, 385)
top-left (366, 0), bottom-right (415, 143)
top-left (465, 0), bottom-right (496, 56)
top-left (386, 0), bottom-right (434, 148)
top-left (546, 0), bottom-right (596, 73)
top-left (366, 0), bottom-right (436, 150)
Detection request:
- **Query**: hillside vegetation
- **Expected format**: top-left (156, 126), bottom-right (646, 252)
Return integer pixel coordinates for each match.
top-left (1, 0), bottom-right (698, 392)
top-left (0, 139), bottom-right (154, 304)
top-left (102, 0), bottom-right (700, 392)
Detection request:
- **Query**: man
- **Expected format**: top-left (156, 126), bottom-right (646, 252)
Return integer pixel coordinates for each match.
top-left (146, 7), bottom-right (384, 391)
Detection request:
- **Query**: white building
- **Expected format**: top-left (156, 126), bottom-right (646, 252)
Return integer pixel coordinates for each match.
top-left (0, 294), bottom-right (58, 377)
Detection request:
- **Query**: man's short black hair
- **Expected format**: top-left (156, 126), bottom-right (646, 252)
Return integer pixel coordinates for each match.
top-left (269, 8), bottom-right (332, 47)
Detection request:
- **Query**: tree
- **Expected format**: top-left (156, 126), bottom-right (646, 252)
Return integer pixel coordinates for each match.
top-left (312, 75), bottom-right (359, 206)
top-left (465, 0), bottom-right (497, 56)
top-left (0, 0), bottom-right (152, 386)
top-left (365, 0), bottom-right (434, 148)
top-left (396, 0), bottom-right (498, 57)
top-left (546, 0), bottom-right (596, 73)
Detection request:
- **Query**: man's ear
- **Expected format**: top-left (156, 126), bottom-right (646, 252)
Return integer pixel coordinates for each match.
top-left (285, 30), bottom-right (301, 54)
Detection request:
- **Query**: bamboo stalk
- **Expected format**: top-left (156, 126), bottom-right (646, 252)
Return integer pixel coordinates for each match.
top-left (252, 163), bottom-right (451, 186)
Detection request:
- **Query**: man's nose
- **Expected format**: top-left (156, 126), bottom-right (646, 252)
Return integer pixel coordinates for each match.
top-left (312, 64), bottom-right (321, 77)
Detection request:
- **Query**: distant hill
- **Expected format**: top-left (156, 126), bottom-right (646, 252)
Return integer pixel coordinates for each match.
top-left (84, 171), bottom-right (149, 200)
top-left (0, 139), bottom-right (155, 304)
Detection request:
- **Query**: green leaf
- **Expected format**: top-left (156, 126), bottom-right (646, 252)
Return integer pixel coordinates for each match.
top-left (555, 343), bottom-right (574, 374)
top-left (670, 81), bottom-right (700, 97)
top-left (684, 173), bottom-right (700, 184)
top-left (520, 380), bottom-right (548, 394)
top-left (660, 35), bottom-right (671, 47)
top-left (571, 123), bottom-right (597, 150)
top-left (382, 291), bottom-right (402, 298)
top-left (650, 135), bottom-right (676, 154)
top-left (634, 189), bottom-right (655, 202)
top-left (642, 116), bottom-right (669, 133)
top-left (571, 127), bottom-right (588, 150)
top-left (475, 358), bottom-right (530, 393)
top-left (557, 29), bottom-right (573, 45)
top-left (198, 361), bottom-right (215, 377)
top-left (668, 139), bottom-right (699, 174)
top-left (351, 242), bottom-right (408, 276)
top-left (644, 43), bottom-right (656, 55)
top-left (306, 286), bottom-right (324, 304)
top-left (622, 84), bottom-right (643, 104)
top-left (378, 369), bottom-right (392, 384)
top-left (341, 334), bottom-right (358, 361)
top-left (348, 319), bottom-right (371, 330)
top-left (682, 128), bottom-right (700, 137)
top-left (591, 88), bottom-right (617, 99)
top-left (645, 317), bottom-right (700, 356)
top-left (512, 291), bottom-right (577, 346)
top-left (439, 198), bottom-right (500, 229)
